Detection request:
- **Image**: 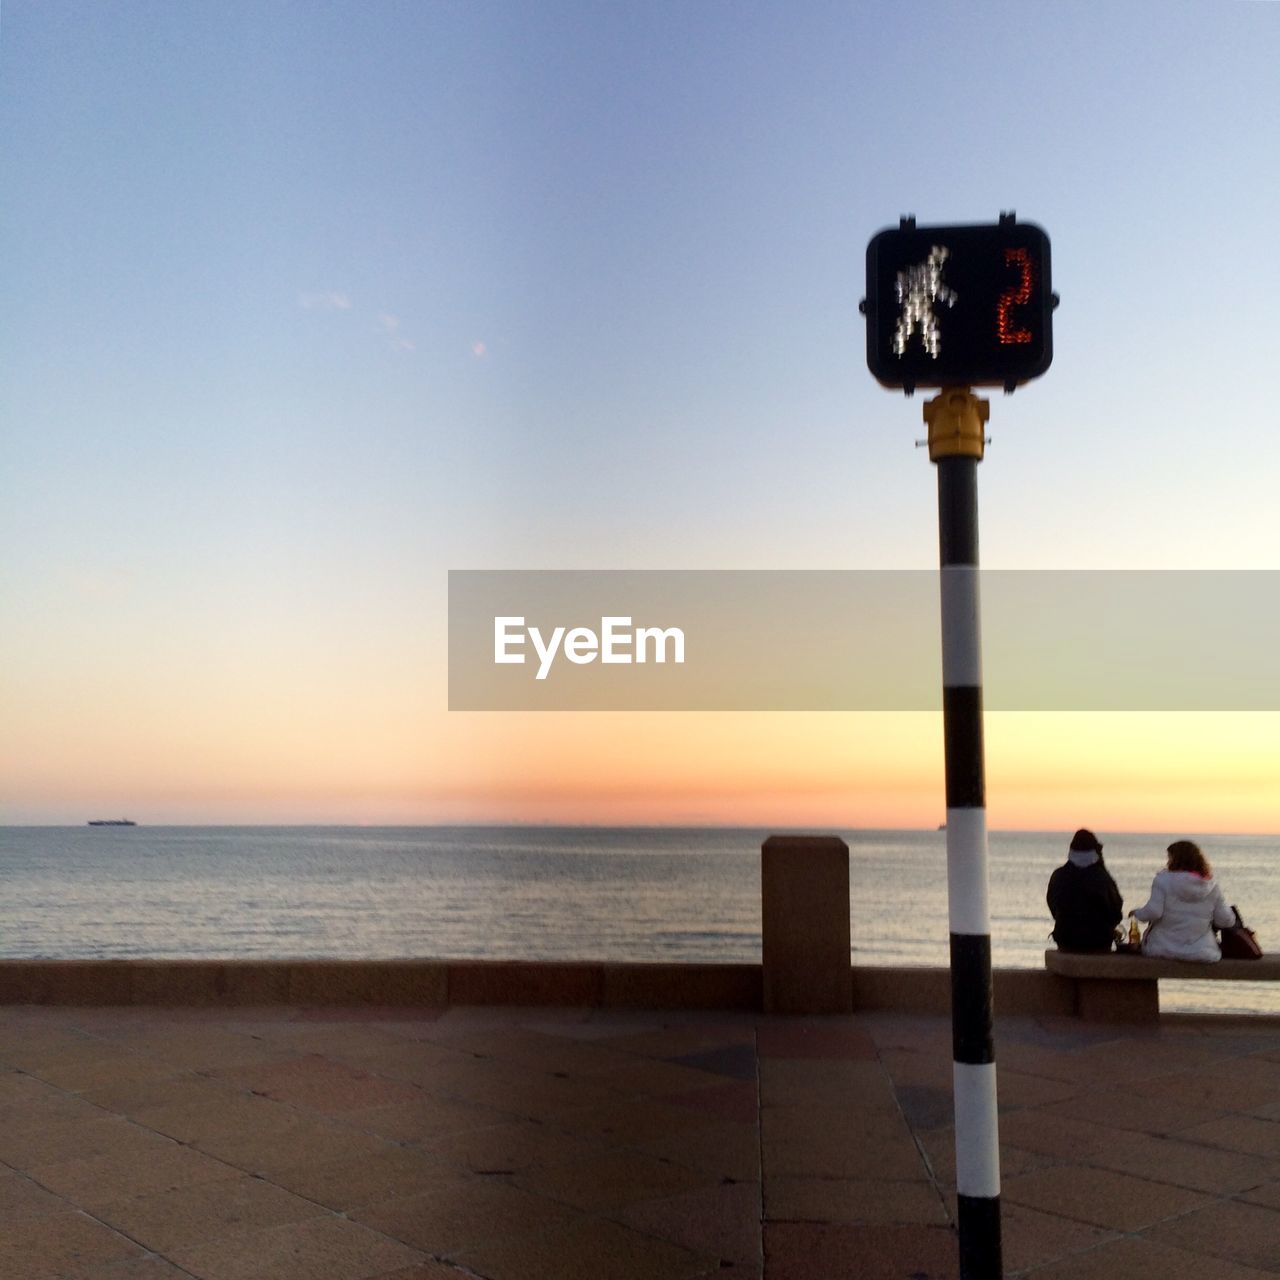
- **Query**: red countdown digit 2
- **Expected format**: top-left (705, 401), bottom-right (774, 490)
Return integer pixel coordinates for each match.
top-left (996, 248), bottom-right (1034, 345)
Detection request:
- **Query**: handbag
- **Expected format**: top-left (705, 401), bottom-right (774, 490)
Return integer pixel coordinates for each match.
top-left (1219, 905), bottom-right (1264, 960)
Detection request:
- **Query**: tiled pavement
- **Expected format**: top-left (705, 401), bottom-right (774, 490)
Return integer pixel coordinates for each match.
top-left (1, 1004), bottom-right (1278, 1279)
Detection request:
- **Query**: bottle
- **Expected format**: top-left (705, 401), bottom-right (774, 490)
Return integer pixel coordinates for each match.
top-left (1128, 915), bottom-right (1141, 948)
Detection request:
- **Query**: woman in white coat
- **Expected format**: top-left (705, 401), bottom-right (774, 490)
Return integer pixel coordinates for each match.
top-left (1130, 840), bottom-right (1235, 963)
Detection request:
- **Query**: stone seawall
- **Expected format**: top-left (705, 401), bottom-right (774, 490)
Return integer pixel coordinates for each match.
top-left (0, 959), bottom-right (1077, 1015)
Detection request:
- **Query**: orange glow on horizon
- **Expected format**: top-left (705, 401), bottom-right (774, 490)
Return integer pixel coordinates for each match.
top-left (7, 704), bottom-right (1278, 834)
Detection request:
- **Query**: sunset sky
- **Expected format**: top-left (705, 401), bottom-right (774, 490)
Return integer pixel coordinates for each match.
top-left (3, 2), bottom-right (1278, 829)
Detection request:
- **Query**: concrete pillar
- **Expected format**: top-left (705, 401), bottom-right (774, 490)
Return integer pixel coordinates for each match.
top-left (762, 834), bottom-right (852, 1014)
top-left (1075, 977), bottom-right (1159, 1023)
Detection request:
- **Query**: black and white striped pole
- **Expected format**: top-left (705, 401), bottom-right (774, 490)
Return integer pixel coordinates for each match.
top-left (863, 214), bottom-right (1056, 1279)
top-left (925, 387), bottom-right (1000, 1278)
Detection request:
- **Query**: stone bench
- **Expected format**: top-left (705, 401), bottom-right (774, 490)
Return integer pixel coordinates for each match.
top-left (1044, 949), bottom-right (1280, 1021)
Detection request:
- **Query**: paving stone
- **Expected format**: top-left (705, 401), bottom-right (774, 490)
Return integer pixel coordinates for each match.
top-left (1174, 1113), bottom-right (1280, 1158)
top-left (0, 1114), bottom-right (170, 1171)
top-left (669, 1043), bottom-right (759, 1081)
top-left (427, 1027), bottom-right (634, 1075)
top-left (1082, 1128), bottom-right (1277, 1195)
top-left (614, 1178), bottom-right (762, 1267)
top-left (455, 1215), bottom-right (717, 1280)
top-left (1241, 1180), bottom-right (1280, 1210)
top-left (862, 1014), bottom-right (955, 1056)
top-left (0, 1069), bottom-right (100, 1119)
top-left (998, 1109), bottom-right (1115, 1159)
top-left (288, 1006), bottom-right (446, 1027)
top-left (334, 1041), bottom-right (493, 1087)
top-left (263, 1145), bottom-right (450, 1211)
top-left (1136, 1070), bottom-right (1280, 1115)
top-left (93, 1258), bottom-right (200, 1279)
top-left (877, 1046), bottom-right (956, 1090)
top-left (764, 1175), bottom-right (946, 1224)
top-left (263, 1030), bottom-right (469, 1074)
top-left (1219, 1055), bottom-right (1280, 1092)
top-left (997, 1202), bottom-right (1119, 1274)
top-left (579, 1056), bottom-right (732, 1097)
top-left (80, 1069), bottom-right (243, 1115)
top-left (0, 1210), bottom-right (147, 1279)
top-left (94, 1174), bottom-right (328, 1252)
top-left (1142, 1196), bottom-right (1280, 1271)
top-left (0, 1096), bottom-right (111, 1140)
top-left (1020, 1233), bottom-right (1278, 1279)
top-left (440, 1059), bottom-right (621, 1114)
top-left (366, 1266), bottom-right (476, 1280)
top-left (758, 1058), bottom-right (897, 1110)
top-left (511, 1145), bottom-right (715, 1211)
top-left (190, 1112), bottom-right (397, 1178)
top-left (663, 1077), bottom-right (759, 1125)
top-left (1039, 1084), bottom-right (1226, 1137)
top-left (601, 1024), bottom-right (757, 1060)
top-left (352, 1174), bottom-right (583, 1255)
top-left (339, 1093), bottom-right (509, 1143)
top-left (761, 1106), bottom-right (923, 1180)
top-left (358, 1051), bottom-right (497, 1097)
top-left (166, 1213), bottom-right (426, 1280)
top-left (912, 1126), bottom-right (1066, 1189)
top-left (365, 1265), bottom-right (477, 1280)
top-left (554, 1095), bottom-right (725, 1145)
top-left (1002, 1164), bottom-right (1213, 1232)
top-left (251, 1023), bottom-right (426, 1059)
top-left (423, 1006), bottom-right (593, 1036)
top-left (215, 1055), bottom-right (425, 1113)
top-left (1, 1004), bottom-right (1277, 1280)
top-left (130, 1092), bottom-right (300, 1144)
top-left (895, 1083), bottom-right (956, 1130)
top-left (992, 1041), bottom-right (1098, 1084)
top-left (995, 1068), bottom-right (1084, 1111)
top-left (763, 1221), bottom-right (959, 1280)
top-left (756, 1023), bottom-right (878, 1061)
top-left (0, 1030), bottom-right (102, 1072)
top-left (421, 1117), bottom-right (609, 1175)
top-left (913, 1125), bottom-right (962, 1186)
top-left (89, 1008), bottom-right (263, 1032)
top-left (109, 1027), bottom-right (288, 1071)
top-left (634, 1117), bottom-right (761, 1183)
top-left (1071, 1037), bottom-right (1227, 1083)
top-left (552, 1012), bottom-right (676, 1042)
top-left (19, 1050), bottom-right (180, 1094)
top-left (1167, 1024), bottom-right (1280, 1055)
top-left (28, 1140), bottom-right (236, 1210)
top-left (0, 1170), bottom-right (72, 1224)
top-left (352, 1011), bottom-right (448, 1036)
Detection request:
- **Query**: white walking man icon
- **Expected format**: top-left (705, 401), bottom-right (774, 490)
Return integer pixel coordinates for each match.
top-left (892, 245), bottom-right (957, 358)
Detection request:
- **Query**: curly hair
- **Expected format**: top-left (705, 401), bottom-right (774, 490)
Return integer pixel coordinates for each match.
top-left (1166, 840), bottom-right (1212, 878)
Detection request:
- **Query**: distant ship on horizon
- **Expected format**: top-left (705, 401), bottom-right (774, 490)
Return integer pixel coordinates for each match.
top-left (87, 818), bottom-right (137, 826)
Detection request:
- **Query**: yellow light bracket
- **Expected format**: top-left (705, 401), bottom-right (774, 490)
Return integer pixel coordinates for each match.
top-left (924, 386), bottom-right (990, 462)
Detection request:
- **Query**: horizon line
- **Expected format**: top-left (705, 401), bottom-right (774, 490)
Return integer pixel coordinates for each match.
top-left (3, 821), bottom-right (1277, 838)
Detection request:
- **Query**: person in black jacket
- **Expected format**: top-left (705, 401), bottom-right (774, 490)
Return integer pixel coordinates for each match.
top-left (1047, 828), bottom-right (1124, 952)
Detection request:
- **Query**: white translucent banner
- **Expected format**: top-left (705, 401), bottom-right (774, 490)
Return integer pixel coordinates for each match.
top-left (448, 570), bottom-right (1280, 711)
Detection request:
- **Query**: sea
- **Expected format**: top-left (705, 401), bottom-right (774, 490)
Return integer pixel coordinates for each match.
top-left (0, 826), bottom-right (1275, 1017)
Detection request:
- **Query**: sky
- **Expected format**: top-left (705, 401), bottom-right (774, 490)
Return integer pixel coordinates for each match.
top-left (2, 1), bottom-right (1279, 829)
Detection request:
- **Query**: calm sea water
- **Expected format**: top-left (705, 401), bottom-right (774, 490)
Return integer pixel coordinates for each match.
top-left (0, 826), bottom-right (1275, 1016)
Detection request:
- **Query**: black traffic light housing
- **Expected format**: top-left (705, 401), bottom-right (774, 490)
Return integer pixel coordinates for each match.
top-left (862, 214), bottom-right (1054, 393)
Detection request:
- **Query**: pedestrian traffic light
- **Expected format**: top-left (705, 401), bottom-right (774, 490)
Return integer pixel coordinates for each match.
top-left (863, 216), bottom-right (1054, 391)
